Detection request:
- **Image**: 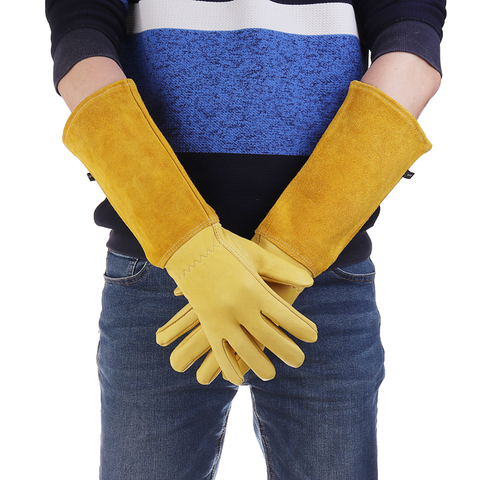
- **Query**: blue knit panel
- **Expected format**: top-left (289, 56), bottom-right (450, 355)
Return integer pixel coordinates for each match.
top-left (121, 29), bottom-right (364, 156)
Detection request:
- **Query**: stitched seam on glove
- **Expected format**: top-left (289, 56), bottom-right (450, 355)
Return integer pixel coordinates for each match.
top-left (159, 219), bottom-right (219, 268)
top-left (212, 224), bottom-right (257, 273)
top-left (176, 242), bottom-right (220, 280)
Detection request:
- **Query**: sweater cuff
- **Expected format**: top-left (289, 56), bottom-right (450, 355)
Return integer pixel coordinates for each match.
top-left (53, 27), bottom-right (122, 93)
top-left (371, 20), bottom-right (442, 76)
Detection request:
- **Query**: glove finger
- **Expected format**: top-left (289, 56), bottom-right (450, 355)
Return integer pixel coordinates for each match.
top-left (236, 356), bottom-right (252, 377)
top-left (234, 236), bottom-right (313, 287)
top-left (261, 297), bottom-right (318, 343)
top-left (223, 284), bottom-right (297, 379)
top-left (219, 337), bottom-right (263, 382)
top-left (266, 282), bottom-right (304, 305)
top-left (227, 330), bottom-right (276, 382)
top-left (214, 340), bottom-right (246, 386)
top-left (249, 315), bottom-right (305, 368)
top-left (156, 304), bottom-right (198, 346)
top-left (170, 326), bottom-right (210, 372)
top-left (196, 351), bottom-right (222, 385)
top-left (173, 286), bottom-right (183, 296)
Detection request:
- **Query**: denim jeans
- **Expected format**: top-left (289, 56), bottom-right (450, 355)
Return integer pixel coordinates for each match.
top-left (97, 251), bottom-right (385, 480)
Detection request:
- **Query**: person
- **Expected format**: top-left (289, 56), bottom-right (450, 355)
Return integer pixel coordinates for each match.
top-left (45, 1), bottom-right (446, 478)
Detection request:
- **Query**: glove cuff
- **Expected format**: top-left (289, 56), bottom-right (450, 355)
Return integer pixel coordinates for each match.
top-left (255, 81), bottom-right (432, 277)
top-left (63, 79), bottom-right (218, 267)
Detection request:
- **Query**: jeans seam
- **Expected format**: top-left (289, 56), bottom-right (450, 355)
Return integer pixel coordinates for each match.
top-left (208, 404), bottom-right (232, 480)
top-left (331, 267), bottom-right (375, 283)
top-left (126, 258), bottom-right (136, 277)
top-left (251, 393), bottom-right (274, 480)
top-left (104, 263), bottom-right (152, 285)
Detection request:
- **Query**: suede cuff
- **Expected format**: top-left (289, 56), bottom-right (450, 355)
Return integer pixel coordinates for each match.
top-left (256, 81), bottom-right (432, 277)
top-left (63, 79), bottom-right (218, 267)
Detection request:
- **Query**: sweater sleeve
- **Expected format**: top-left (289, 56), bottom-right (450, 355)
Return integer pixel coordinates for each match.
top-left (355, 0), bottom-right (447, 74)
top-left (45, 0), bottom-right (129, 90)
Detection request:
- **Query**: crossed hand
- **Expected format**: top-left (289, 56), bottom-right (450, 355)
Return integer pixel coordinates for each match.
top-left (157, 223), bottom-right (318, 385)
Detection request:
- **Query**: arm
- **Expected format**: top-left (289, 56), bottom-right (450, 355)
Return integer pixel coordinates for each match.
top-left (157, 2), bottom-right (448, 383)
top-left (361, 51), bottom-right (441, 120)
top-left (46, 0), bottom-right (126, 110)
top-left (56, 50), bottom-right (442, 118)
top-left (58, 56), bottom-right (126, 112)
top-left (45, 0), bottom-right (127, 95)
top-left (354, 0), bottom-right (446, 118)
top-left (48, 12), bottom-right (317, 386)
top-left (254, 1), bottom-right (447, 275)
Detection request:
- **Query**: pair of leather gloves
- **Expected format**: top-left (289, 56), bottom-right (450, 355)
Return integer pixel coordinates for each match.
top-left (63, 78), bottom-right (431, 385)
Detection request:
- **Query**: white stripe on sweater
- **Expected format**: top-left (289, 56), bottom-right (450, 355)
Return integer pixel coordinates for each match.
top-left (127, 0), bottom-right (358, 37)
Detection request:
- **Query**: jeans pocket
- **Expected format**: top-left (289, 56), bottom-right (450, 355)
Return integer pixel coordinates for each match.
top-left (331, 258), bottom-right (376, 283)
top-left (104, 250), bottom-right (151, 285)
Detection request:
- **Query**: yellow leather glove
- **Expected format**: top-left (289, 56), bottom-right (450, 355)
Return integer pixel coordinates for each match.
top-left (161, 223), bottom-right (316, 385)
top-left (63, 79), bottom-right (317, 386)
top-left (158, 81), bottom-right (433, 383)
top-left (63, 79), bottom-right (218, 267)
top-left (157, 236), bottom-right (308, 384)
top-left (255, 81), bottom-right (433, 276)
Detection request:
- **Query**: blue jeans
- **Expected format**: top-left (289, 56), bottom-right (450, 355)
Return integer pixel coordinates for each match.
top-left (98, 251), bottom-right (385, 480)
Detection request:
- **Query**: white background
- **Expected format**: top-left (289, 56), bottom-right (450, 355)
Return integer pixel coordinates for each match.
top-left (1, 2), bottom-right (478, 479)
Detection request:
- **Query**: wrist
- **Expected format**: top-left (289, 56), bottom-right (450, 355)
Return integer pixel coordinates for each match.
top-left (361, 52), bottom-right (441, 119)
top-left (58, 56), bottom-right (126, 112)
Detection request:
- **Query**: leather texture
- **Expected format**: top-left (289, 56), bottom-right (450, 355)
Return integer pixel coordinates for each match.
top-left (63, 79), bottom-right (218, 267)
top-left (159, 223), bottom-right (317, 385)
top-left (158, 81), bottom-right (433, 382)
top-left (256, 81), bottom-right (432, 276)
top-left (159, 235), bottom-right (309, 384)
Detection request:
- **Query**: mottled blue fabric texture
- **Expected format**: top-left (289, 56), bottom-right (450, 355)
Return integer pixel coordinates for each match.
top-left (121, 28), bottom-right (364, 156)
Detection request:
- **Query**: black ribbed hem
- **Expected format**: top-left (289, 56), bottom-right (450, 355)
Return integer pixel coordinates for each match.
top-left (53, 28), bottom-right (122, 92)
top-left (371, 20), bottom-right (442, 75)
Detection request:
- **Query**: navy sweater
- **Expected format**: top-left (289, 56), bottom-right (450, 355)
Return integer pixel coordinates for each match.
top-left (46, 0), bottom-right (446, 267)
